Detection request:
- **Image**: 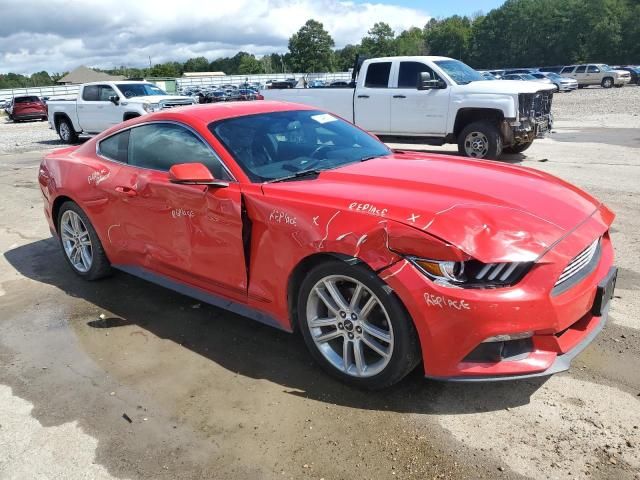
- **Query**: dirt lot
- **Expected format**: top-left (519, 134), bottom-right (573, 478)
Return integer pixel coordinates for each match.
top-left (1, 88), bottom-right (639, 480)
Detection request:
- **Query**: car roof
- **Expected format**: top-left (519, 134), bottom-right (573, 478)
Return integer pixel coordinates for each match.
top-left (81, 80), bottom-right (153, 86)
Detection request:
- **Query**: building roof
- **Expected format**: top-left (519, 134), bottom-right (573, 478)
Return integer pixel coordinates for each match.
top-left (57, 66), bottom-right (126, 84)
top-left (182, 71), bottom-right (226, 77)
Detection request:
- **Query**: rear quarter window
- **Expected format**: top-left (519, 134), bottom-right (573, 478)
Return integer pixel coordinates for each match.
top-left (98, 130), bottom-right (130, 163)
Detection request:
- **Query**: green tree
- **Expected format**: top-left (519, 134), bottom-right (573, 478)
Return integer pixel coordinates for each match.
top-left (288, 19), bottom-right (335, 72)
top-left (361, 22), bottom-right (397, 57)
top-left (334, 44), bottom-right (360, 71)
top-left (238, 54), bottom-right (264, 74)
top-left (183, 56), bottom-right (210, 72)
top-left (424, 16), bottom-right (472, 61)
top-left (148, 62), bottom-right (183, 77)
top-left (395, 27), bottom-right (427, 56)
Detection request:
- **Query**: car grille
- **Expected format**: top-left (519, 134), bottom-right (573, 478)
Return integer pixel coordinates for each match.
top-left (160, 100), bottom-right (194, 109)
top-left (553, 238), bottom-right (600, 292)
top-left (519, 90), bottom-right (553, 119)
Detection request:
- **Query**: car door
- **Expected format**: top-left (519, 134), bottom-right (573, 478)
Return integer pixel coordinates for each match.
top-left (389, 61), bottom-right (450, 135)
top-left (95, 121), bottom-right (247, 300)
top-left (353, 61), bottom-right (392, 133)
top-left (585, 65), bottom-right (601, 85)
top-left (573, 65), bottom-right (587, 85)
top-left (79, 84), bottom-right (122, 132)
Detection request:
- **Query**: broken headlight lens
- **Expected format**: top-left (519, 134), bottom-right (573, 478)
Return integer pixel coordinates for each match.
top-left (408, 257), bottom-right (532, 288)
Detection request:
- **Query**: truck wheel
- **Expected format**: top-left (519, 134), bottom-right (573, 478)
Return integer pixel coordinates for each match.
top-left (57, 118), bottom-right (78, 144)
top-left (601, 77), bottom-right (613, 88)
top-left (458, 121), bottom-right (503, 160)
top-left (503, 140), bottom-right (533, 154)
top-left (578, 85), bottom-right (585, 89)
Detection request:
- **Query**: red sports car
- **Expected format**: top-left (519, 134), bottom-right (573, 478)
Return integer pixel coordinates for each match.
top-left (38, 101), bottom-right (617, 389)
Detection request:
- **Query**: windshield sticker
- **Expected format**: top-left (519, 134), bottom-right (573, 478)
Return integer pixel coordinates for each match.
top-left (349, 202), bottom-right (388, 217)
top-left (311, 113), bottom-right (338, 124)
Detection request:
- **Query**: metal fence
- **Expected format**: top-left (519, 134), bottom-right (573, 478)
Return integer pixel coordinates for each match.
top-left (0, 71), bottom-right (353, 103)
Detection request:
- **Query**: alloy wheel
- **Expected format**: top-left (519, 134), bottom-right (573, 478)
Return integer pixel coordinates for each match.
top-left (60, 210), bottom-right (93, 273)
top-left (306, 275), bottom-right (394, 378)
top-left (59, 122), bottom-right (70, 141)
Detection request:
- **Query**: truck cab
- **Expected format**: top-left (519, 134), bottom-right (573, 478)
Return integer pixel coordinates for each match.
top-left (48, 81), bottom-right (196, 143)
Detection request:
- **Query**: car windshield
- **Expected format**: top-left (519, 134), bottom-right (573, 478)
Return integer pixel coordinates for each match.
top-left (210, 110), bottom-right (391, 182)
top-left (115, 83), bottom-right (167, 98)
top-left (600, 65), bottom-right (613, 72)
top-left (15, 96), bottom-right (40, 103)
top-left (434, 59), bottom-right (484, 84)
top-left (521, 74), bottom-right (538, 80)
top-left (545, 72), bottom-right (562, 80)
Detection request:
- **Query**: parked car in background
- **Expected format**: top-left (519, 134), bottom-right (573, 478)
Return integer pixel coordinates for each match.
top-left (309, 79), bottom-right (326, 88)
top-left (6, 95), bottom-right (48, 122)
top-left (39, 101), bottom-right (617, 388)
top-left (504, 69), bottom-right (536, 75)
top-left (501, 73), bottom-right (555, 89)
top-left (328, 81), bottom-right (350, 88)
top-left (612, 66), bottom-right (640, 85)
top-left (488, 69), bottom-right (506, 79)
top-left (263, 55), bottom-right (555, 159)
top-left (539, 66), bottom-right (566, 74)
top-left (530, 72), bottom-right (578, 92)
top-left (478, 71), bottom-right (498, 80)
top-left (205, 90), bottom-right (228, 103)
top-left (47, 81), bottom-right (196, 143)
top-left (560, 64), bottom-right (631, 88)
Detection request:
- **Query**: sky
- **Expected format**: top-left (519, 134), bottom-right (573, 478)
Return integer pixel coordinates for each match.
top-left (0, 0), bottom-right (505, 75)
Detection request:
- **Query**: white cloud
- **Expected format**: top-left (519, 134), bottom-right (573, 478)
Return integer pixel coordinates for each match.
top-left (0, 0), bottom-right (430, 74)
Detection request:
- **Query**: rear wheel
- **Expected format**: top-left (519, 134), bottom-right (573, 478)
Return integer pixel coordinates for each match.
top-left (601, 77), bottom-right (614, 88)
top-left (458, 121), bottom-right (503, 160)
top-left (57, 201), bottom-right (111, 280)
top-left (297, 260), bottom-right (421, 389)
top-left (57, 117), bottom-right (78, 143)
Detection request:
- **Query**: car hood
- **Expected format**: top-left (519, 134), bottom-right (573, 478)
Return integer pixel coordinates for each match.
top-left (457, 80), bottom-right (556, 94)
top-left (263, 152), bottom-right (602, 262)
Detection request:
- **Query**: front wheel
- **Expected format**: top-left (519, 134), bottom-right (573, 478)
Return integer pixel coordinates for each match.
top-left (458, 121), bottom-right (503, 160)
top-left (601, 77), bottom-right (614, 88)
top-left (297, 261), bottom-right (421, 389)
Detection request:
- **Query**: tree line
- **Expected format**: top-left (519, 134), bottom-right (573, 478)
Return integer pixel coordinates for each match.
top-left (1, 0), bottom-right (638, 89)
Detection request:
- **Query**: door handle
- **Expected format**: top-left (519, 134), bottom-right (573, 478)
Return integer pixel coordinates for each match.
top-left (357, 94), bottom-right (370, 98)
top-left (393, 95), bottom-right (406, 98)
top-left (115, 186), bottom-right (138, 197)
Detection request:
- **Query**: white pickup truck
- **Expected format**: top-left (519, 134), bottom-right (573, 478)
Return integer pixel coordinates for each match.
top-left (263, 56), bottom-right (555, 159)
top-left (47, 81), bottom-right (196, 143)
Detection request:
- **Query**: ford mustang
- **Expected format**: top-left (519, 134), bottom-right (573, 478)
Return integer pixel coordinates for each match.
top-left (38, 101), bottom-right (617, 389)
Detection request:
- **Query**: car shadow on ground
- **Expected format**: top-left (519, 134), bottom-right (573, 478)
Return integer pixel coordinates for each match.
top-left (5, 238), bottom-right (548, 415)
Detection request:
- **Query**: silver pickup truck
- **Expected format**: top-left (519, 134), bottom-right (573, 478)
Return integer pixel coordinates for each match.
top-left (47, 81), bottom-right (196, 143)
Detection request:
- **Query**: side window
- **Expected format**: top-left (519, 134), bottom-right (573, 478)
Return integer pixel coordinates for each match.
top-left (398, 62), bottom-right (437, 88)
top-left (128, 123), bottom-right (232, 180)
top-left (98, 85), bottom-right (117, 101)
top-left (98, 130), bottom-right (130, 163)
top-left (587, 65), bottom-right (600, 73)
top-left (82, 86), bottom-right (99, 101)
top-left (364, 62), bottom-right (391, 88)
top-left (575, 66), bottom-right (586, 73)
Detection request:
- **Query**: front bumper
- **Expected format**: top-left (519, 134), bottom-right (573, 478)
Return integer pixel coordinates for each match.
top-left (615, 77), bottom-right (631, 86)
top-left (380, 207), bottom-right (614, 381)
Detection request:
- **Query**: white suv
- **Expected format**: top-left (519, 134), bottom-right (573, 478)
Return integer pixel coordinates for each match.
top-left (560, 64), bottom-right (631, 88)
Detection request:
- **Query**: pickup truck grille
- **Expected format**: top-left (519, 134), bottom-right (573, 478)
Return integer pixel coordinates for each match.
top-left (519, 91), bottom-right (553, 119)
top-left (160, 100), bottom-right (194, 109)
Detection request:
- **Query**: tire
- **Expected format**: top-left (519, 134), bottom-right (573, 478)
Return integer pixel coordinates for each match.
top-left (57, 201), bottom-right (111, 280)
top-left (297, 260), bottom-right (421, 389)
top-left (457, 121), bottom-right (503, 160)
top-left (57, 117), bottom-right (78, 144)
top-left (503, 140), bottom-right (534, 154)
top-left (41, 116), bottom-right (47, 121)
top-left (578, 85), bottom-right (585, 89)
top-left (601, 77), bottom-right (614, 89)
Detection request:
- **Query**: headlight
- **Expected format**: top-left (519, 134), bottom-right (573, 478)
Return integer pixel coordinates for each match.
top-left (142, 103), bottom-right (160, 112)
top-left (408, 257), bottom-right (532, 288)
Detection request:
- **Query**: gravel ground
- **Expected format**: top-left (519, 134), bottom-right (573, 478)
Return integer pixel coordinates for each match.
top-left (0, 115), bottom-right (63, 155)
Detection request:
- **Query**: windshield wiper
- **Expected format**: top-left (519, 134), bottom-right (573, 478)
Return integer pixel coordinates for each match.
top-left (266, 168), bottom-right (323, 183)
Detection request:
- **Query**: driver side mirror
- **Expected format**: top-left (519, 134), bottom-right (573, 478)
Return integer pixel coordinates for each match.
top-left (169, 163), bottom-right (228, 187)
top-left (109, 95), bottom-right (120, 105)
top-left (417, 72), bottom-right (446, 90)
